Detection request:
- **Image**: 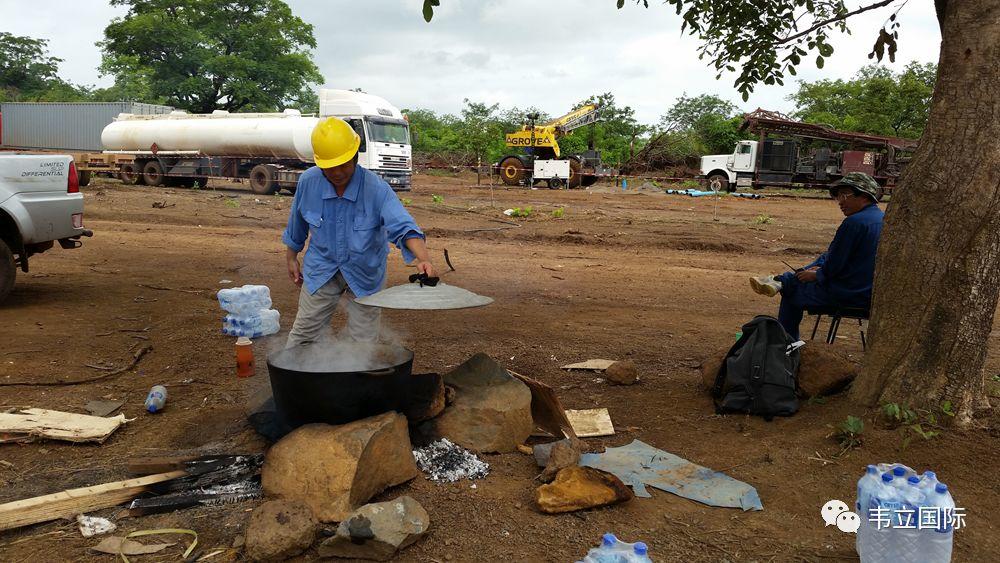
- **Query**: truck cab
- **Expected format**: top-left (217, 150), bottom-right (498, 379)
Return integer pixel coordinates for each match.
top-left (700, 140), bottom-right (758, 192)
top-left (319, 90), bottom-right (412, 191)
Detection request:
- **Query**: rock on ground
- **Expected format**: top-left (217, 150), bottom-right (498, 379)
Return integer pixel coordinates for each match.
top-left (700, 343), bottom-right (859, 398)
top-left (419, 353), bottom-right (533, 453)
top-left (605, 360), bottom-right (639, 385)
top-left (318, 496), bottom-right (430, 561)
top-left (261, 412), bottom-right (419, 522)
top-left (538, 439), bottom-right (581, 483)
top-left (244, 500), bottom-right (317, 562)
top-left (535, 466), bottom-right (634, 514)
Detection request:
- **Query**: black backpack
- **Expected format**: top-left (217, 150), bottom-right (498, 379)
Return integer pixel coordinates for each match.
top-left (712, 315), bottom-right (800, 420)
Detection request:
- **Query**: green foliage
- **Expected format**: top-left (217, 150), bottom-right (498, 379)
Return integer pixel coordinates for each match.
top-left (558, 92), bottom-right (646, 166)
top-left (680, 179), bottom-right (701, 189)
top-left (551, 207), bottom-right (565, 219)
top-left (509, 206), bottom-right (533, 218)
top-left (401, 198), bottom-right (413, 206)
top-left (0, 32), bottom-right (90, 102)
top-left (431, 194), bottom-right (444, 204)
top-left (224, 198), bottom-right (239, 208)
top-left (789, 62), bottom-right (936, 138)
top-left (100, 0), bottom-right (323, 113)
top-left (829, 415), bottom-right (864, 455)
top-left (753, 214), bottom-right (773, 225)
top-left (881, 402), bottom-right (947, 448)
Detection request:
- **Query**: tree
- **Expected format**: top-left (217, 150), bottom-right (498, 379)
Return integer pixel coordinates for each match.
top-left (0, 33), bottom-right (88, 102)
top-left (424, 0), bottom-right (999, 425)
top-left (559, 92), bottom-right (646, 166)
top-left (100, 0), bottom-right (324, 113)
top-left (658, 93), bottom-right (745, 155)
top-left (789, 62), bottom-right (936, 138)
top-left (458, 100), bottom-right (505, 164)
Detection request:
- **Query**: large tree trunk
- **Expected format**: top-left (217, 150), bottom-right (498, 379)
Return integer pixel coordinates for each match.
top-left (851, 0), bottom-right (1000, 424)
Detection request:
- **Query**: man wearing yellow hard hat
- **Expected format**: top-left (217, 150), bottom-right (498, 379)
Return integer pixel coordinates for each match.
top-left (282, 117), bottom-right (436, 346)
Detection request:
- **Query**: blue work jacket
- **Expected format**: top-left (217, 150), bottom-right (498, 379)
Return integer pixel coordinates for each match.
top-left (282, 165), bottom-right (423, 296)
top-left (806, 202), bottom-right (884, 305)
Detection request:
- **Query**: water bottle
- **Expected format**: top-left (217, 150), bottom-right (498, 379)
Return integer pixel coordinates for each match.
top-left (895, 476), bottom-right (926, 558)
top-left (925, 483), bottom-right (955, 562)
top-left (217, 285), bottom-right (272, 316)
top-left (579, 533), bottom-right (652, 563)
top-left (144, 385), bottom-right (167, 413)
top-left (857, 465), bottom-right (880, 513)
top-left (918, 471), bottom-right (939, 494)
top-left (859, 472), bottom-right (898, 563)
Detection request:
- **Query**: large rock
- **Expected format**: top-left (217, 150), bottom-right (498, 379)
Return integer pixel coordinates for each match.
top-left (420, 353), bottom-right (533, 453)
top-left (261, 412), bottom-right (419, 523)
top-left (538, 439), bottom-right (581, 483)
top-left (700, 344), bottom-right (859, 398)
top-left (244, 500), bottom-right (316, 562)
top-left (535, 466), bottom-right (633, 514)
top-left (605, 360), bottom-right (639, 385)
top-left (317, 496), bottom-right (429, 561)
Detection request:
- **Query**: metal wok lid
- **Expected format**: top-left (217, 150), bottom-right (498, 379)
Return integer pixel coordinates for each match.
top-left (355, 275), bottom-right (493, 310)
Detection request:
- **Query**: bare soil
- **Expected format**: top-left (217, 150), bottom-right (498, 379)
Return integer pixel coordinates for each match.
top-left (1, 172), bottom-right (997, 562)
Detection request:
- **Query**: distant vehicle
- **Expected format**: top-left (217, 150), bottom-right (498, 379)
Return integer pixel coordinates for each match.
top-left (495, 104), bottom-right (607, 189)
top-left (0, 154), bottom-right (93, 303)
top-left (100, 89), bottom-right (412, 194)
top-left (699, 109), bottom-right (917, 195)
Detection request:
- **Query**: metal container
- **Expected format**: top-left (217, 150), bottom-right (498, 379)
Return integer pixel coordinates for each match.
top-left (266, 344), bottom-right (415, 429)
top-left (0, 102), bottom-right (173, 151)
top-left (101, 109), bottom-right (317, 160)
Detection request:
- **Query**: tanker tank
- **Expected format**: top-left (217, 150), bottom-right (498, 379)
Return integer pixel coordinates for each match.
top-left (101, 108), bottom-right (319, 161)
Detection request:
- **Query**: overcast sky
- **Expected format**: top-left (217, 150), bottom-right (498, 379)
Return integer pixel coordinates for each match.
top-left (1, 0), bottom-right (941, 124)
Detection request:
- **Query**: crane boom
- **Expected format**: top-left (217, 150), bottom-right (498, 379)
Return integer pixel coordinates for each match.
top-left (542, 104), bottom-right (600, 133)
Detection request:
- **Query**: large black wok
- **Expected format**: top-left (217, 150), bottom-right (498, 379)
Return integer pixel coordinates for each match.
top-left (266, 344), bottom-right (415, 428)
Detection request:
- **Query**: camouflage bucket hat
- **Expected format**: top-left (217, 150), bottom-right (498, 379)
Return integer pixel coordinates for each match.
top-left (830, 172), bottom-right (881, 202)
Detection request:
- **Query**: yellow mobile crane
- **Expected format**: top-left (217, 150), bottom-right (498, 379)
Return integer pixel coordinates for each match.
top-left (496, 104), bottom-right (603, 188)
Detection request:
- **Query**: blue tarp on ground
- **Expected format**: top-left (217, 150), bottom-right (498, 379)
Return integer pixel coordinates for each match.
top-left (579, 439), bottom-right (764, 511)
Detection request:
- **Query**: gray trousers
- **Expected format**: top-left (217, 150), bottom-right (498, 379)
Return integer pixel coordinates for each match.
top-left (286, 272), bottom-right (380, 347)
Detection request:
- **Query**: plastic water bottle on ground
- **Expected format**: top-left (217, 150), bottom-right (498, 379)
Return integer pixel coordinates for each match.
top-left (926, 483), bottom-right (955, 562)
top-left (217, 284), bottom-right (272, 316)
top-left (144, 385), bottom-right (167, 413)
top-left (579, 533), bottom-right (652, 563)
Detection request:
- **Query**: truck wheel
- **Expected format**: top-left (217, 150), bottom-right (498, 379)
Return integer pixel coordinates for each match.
top-left (547, 178), bottom-right (564, 189)
top-left (0, 239), bottom-right (15, 304)
top-left (119, 163), bottom-right (141, 185)
top-left (707, 174), bottom-right (732, 193)
top-left (498, 157), bottom-right (525, 186)
top-left (567, 159), bottom-right (583, 188)
top-left (78, 170), bottom-right (92, 187)
top-left (142, 161), bottom-right (166, 187)
top-left (250, 165), bottom-right (279, 195)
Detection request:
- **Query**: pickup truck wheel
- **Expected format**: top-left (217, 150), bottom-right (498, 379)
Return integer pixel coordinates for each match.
top-left (0, 239), bottom-right (15, 303)
top-left (142, 161), bottom-right (166, 187)
top-left (707, 174), bottom-right (733, 193)
top-left (250, 165), bottom-right (279, 195)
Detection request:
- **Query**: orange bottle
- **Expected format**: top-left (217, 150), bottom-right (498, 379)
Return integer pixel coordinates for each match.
top-left (236, 337), bottom-right (255, 378)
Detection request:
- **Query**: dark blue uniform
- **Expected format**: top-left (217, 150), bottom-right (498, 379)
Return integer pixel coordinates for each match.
top-left (777, 202), bottom-right (884, 338)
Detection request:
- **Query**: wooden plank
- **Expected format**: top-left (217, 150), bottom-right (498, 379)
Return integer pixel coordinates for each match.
top-left (127, 455), bottom-right (199, 476)
top-left (0, 409), bottom-right (126, 443)
top-left (0, 471), bottom-right (186, 531)
top-left (565, 408), bottom-right (615, 437)
top-left (508, 370), bottom-right (577, 440)
top-left (560, 359), bottom-right (617, 371)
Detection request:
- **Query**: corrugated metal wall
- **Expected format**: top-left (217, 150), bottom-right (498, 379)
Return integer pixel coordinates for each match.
top-left (0, 102), bottom-right (173, 151)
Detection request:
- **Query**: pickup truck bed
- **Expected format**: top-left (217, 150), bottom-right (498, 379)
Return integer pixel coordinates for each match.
top-left (0, 154), bottom-right (92, 302)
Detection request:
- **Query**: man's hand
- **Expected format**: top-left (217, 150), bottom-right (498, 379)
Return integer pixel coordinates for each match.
top-left (796, 269), bottom-right (819, 283)
top-left (286, 249), bottom-right (303, 287)
top-left (415, 260), bottom-right (437, 278)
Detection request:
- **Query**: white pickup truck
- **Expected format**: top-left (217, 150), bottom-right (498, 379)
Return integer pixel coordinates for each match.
top-left (0, 154), bottom-right (93, 302)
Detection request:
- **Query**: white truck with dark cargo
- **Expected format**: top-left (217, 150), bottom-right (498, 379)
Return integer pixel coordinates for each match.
top-left (100, 89), bottom-right (412, 193)
top-left (0, 155), bottom-right (93, 303)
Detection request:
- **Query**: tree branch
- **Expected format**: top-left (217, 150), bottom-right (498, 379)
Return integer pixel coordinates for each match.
top-left (777, 0), bottom-right (897, 45)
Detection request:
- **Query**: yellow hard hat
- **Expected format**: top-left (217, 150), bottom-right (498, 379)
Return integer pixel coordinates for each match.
top-left (311, 117), bottom-right (361, 168)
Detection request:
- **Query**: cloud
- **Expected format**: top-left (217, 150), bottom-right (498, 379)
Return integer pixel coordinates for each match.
top-left (1, 0), bottom-right (941, 124)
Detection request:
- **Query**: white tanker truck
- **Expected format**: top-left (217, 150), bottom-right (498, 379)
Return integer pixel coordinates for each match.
top-left (100, 89), bottom-right (412, 193)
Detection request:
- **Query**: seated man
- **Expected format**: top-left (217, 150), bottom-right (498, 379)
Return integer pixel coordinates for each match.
top-left (749, 172), bottom-right (884, 339)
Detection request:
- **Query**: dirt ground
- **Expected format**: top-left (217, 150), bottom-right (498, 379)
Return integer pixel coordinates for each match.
top-left (1, 172), bottom-right (998, 562)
